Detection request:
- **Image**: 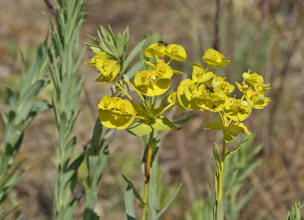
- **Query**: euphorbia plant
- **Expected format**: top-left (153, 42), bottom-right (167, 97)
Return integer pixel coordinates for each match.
top-left (86, 26), bottom-right (270, 219)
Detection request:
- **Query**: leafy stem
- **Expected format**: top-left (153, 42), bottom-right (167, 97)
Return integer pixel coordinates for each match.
top-left (142, 130), bottom-right (155, 220)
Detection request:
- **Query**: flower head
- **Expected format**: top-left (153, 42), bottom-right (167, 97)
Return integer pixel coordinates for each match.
top-left (85, 52), bottom-right (107, 66)
top-left (165, 44), bottom-right (187, 61)
top-left (98, 96), bottom-right (136, 129)
top-left (224, 98), bottom-right (252, 121)
top-left (134, 70), bottom-right (170, 96)
top-left (95, 59), bottom-right (120, 83)
top-left (144, 43), bottom-right (166, 58)
top-left (192, 63), bottom-right (215, 83)
top-left (202, 48), bottom-right (230, 67)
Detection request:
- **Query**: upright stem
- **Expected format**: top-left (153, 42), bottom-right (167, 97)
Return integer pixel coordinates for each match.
top-left (142, 130), bottom-right (154, 220)
top-left (214, 140), bottom-right (226, 220)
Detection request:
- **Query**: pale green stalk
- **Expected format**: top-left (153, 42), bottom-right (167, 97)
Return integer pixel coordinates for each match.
top-left (47, 0), bottom-right (85, 219)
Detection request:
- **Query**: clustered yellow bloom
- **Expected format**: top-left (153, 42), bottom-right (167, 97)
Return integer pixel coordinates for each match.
top-left (135, 42), bottom-right (186, 97)
top-left (86, 52), bottom-right (120, 83)
top-left (86, 42), bottom-right (187, 131)
top-left (170, 49), bottom-right (270, 142)
top-left (86, 42), bottom-right (270, 140)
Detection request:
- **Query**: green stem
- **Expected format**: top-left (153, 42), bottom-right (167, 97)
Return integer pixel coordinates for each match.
top-left (142, 130), bottom-right (154, 220)
top-left (214, 140), bottom-right (226, 220)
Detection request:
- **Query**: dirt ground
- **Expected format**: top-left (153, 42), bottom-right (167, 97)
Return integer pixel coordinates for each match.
top-left (1, 0), bottom-right (304, 219)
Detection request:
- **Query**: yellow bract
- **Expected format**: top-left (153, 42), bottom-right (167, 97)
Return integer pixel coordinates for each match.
top-left (202, 48), bottom-right (230, 67)
top-left (154, 63), bottom-right (173, 79)
top-left (85, 52), bottom-right (107, 66)
top-left (243, 72), bottom-right (264, 86)
top-left (134, 70), bottom-right (170, 96)
top-left (165, 44), bottom-right (187, 61)
top-left (224, 98), bottom-right (252, 121)
top-left (95, 59), bottom-right (120, 83)
top-left (176, 79), bottom-right (198, 110)
top-left (98, 96), bottom-right (136, 129)
top-left (86, 52), bottom-right (120, 83)
top-left (192, 63), bottom-right (215, 82)
top-left (144, 43), bottom-right (166, 58)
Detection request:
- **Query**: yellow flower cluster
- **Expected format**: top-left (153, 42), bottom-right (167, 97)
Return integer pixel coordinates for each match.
top-left (86, 52), bottom-right (120, 83)
top-left (86, 42), bottom-right (186, 131)
top-left (86, 42), bottom-right (270, 140)
top-left (168, 49), bottom-right (270, 141)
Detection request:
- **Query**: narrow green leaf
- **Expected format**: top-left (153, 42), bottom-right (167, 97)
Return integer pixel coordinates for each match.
top-left (123, 39), bottom-right (146, 72)
top-left (152, 183), bottom-right (183, 220)
top-left (124, 61), bottom-right (144, 80)
top-left (213, 143), bottom-right (220, 164)
top-left (225, 136), bottom-right (250, 157)
top-left (152, 117), bottom-right (179, 131)
top-left (122, 174), bottom-right (145, 206)
top-left (127, 122), bottom-right (152, 136)
top-left (125, 186), bottom-right (136, 220)
top-left (174, 116), bottom-right (191, 125)
top-left (286, 202), bottom-right (302, 220)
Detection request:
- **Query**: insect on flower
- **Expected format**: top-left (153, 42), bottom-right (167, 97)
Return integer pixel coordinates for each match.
top-left (158, 40), bottom-right (169, 47)
top-left (205, 84), bottom-right (214, 93)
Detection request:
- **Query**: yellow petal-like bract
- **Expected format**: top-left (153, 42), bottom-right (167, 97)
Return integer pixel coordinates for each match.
top-left (134, 70), bottom-right (170, 96)
top-left (202, 48), bottom-right (230, 67)
top-left (165, 44), bottom-right (187, 62)
top-left (98, 96), bottom-right (136, 129)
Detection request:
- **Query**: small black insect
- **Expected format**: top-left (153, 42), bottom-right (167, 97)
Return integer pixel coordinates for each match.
top-left (205, 85), bottom-right (214, 93)
top-left (158, 40), bottom-right (169, 47)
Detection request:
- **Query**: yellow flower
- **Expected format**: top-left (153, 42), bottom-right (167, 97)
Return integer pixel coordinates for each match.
top-left (211, 76), bottom-right (235, 94)
top-left (134, 70), bottom-right (170, 96)
top-left (144, 43), bottom-right (166, 58)
top-left (202, 48), bottom-right (230, 67)
top-left (176, 79), bottom-right (199, 110)
top-left (95, 59), bottom-right (120, 83)
top-left (192, 63), bottom-right (215, 82)
top-left (165, 44), bottom-right (187, 62)
top-left (85, 52), bottom-right (107, 66)
top-left (98, 96), bottom-right (136, 129)
top-left (242, 72), bottom-right (264, 86)
top-left (224, 98), bottom-right (252, 121)
top-left (244, 90), bottom-right (270, 109)
top-left (194, 89), bottom-right (227, 112)
top-left (154, 62), bottom-right (173, 79)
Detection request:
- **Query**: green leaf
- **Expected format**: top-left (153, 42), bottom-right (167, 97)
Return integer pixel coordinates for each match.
top-left (152, 183), bottom-right (183, 220)
top-left (122, 174), bottom-right (145, 206)
top-left (152, 117), bottom-right (179, 131)
top-left (174, 116), bottom-right (191, 125)
top-left (225, 136), bottom-right (250, 157)
top-left (127, 122), bottom-right (152, 136)
top-left (213, 143), bottom-right (221, 164)
top-left (125, 186), bottom-right (136, 220)
top-left (222, 169), bottom-right (239, 201)
top-left (124, 61), bottom-right (144, 80)
top-left (123, 39), bottom-right (146, 72)
top-left (286, 202), bottom-right (302, 220)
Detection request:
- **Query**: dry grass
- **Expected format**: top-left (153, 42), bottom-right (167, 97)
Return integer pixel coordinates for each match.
top-left (0, 0), bottom-right (304, 219)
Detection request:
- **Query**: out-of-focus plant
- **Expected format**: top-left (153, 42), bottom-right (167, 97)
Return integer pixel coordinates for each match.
top-left (286, 202), bottom-right (302, 220)
top-left (46, 0), bottom-right (85, 219)
top-left (0, 41), bottom-right (49, 218)
top-left (82, 119), bottom-right (113, 220)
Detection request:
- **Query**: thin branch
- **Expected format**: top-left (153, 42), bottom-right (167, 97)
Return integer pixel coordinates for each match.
top-left (213, 0), bottom-right (221, 50)
top-left (43, 0), bottom-right (57, 18)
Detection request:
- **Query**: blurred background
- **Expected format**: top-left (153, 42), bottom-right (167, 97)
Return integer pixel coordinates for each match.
top-left (0, 0), bottom-right (304, 219)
